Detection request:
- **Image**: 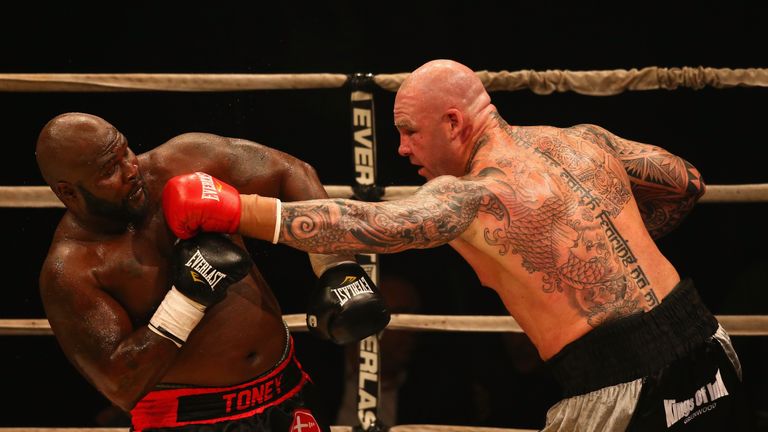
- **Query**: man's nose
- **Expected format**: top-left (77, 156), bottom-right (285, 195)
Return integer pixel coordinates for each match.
top-left (398, 138), bottom-right (411, 157)
top-left (122, 158), bottom-right (138, 180)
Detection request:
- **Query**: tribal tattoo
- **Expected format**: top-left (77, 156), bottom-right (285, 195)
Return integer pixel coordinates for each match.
top-left (280, 176), bottom-right (502, 254)
top-left (567, 124), bottom-right (706, 239)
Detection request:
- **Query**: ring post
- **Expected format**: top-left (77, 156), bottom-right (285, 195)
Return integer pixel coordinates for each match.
top-left (349, 72), bottom-right (387, 432)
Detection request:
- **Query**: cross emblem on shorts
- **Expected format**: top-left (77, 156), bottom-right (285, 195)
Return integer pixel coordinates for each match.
top-left (293, 418), bottom-right (310, 432)
top-left (291, 409), bottom-right (319, 432)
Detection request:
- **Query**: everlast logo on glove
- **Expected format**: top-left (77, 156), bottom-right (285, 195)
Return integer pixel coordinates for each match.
top-left (331, 276), bottom-right (375, 306)
top-left (185, 249), bottom-right (227, 289)
top-left (307, 262), bottom-right (390, 345)
top-left (196, 172), bottom-right (222, 201)
top-left (170, 233), bottom-right (251, 308)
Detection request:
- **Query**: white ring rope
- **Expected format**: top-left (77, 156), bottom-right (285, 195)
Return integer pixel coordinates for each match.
top-left (1, 67), bottom-right (767, 94)
top-left (0, 73), bottom-right (348, 92)
top-left (376, 67), bottom-right (768, 94)
top-left (3, 314), bottom-right (767, 337)
top-left (1, 183), bottom-right (767, 208)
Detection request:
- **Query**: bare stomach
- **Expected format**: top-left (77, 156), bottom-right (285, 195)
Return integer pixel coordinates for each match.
top-left (491, 263), bottom-right (681, 360)
top-left (160, 289), bottom-right (287, 386)
top-left (456, 238), bottom-right (681, 360)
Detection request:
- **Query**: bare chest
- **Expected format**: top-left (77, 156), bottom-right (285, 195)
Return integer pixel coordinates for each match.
top-left (92, 218), bottom-right (175, 323)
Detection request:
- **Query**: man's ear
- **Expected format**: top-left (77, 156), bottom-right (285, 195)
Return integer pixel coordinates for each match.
top-left (54, 181), bottom-right (77, 206)
top-left (445, 108), bottom-right (463, 140)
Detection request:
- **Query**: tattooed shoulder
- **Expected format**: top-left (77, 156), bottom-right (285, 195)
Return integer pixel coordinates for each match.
top-left (565, 124), bottom-right (621, 155)
top-left (416, 175), bottom-right (489, 199)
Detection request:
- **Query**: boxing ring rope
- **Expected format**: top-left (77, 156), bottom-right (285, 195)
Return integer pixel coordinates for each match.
top-left (3, 313), bottom-right (768, 337)
top-left (1, 183), bottom-right (767, 207)
top-left (0, 73), bottom-right (349, 91)
top-left (377, 67), bottom-right (768, 94)
top-left (1, 66), bottom-right (767, 94)
top-left (3, 67), bottom-right (766, 432)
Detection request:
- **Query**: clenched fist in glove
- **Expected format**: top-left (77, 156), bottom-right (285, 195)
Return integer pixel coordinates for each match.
top-left (148, 233), bottom-right (251, 346)
top-left (162, 172), bottom-right (280, 242)
top-left (171, 233), bottom-right (251, 307)
top-left (307, 262), bottom-right (391, 345)
top-left (162, 172), bottom-right (242, 239)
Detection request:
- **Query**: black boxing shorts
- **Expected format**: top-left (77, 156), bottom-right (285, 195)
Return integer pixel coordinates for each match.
top-left (130, 337), bottom-right (329, 432)
top-left (544, 278), bottom-right (752, 430)
top-left (626, 325), bottom-right (751, 430)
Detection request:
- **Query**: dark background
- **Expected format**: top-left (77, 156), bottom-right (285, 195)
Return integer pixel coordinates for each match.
top-left (1, 1), bottom-right (766, 429)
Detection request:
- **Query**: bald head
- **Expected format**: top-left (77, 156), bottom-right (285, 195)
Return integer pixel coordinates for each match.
top-left (393, 60), bottom-right (496, 179)
top-left (398, 59), bottom-right (490, 117)
top-left (35, 112), bottom-right (116, 186)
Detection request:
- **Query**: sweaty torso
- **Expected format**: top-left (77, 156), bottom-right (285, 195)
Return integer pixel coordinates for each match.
top-left (452, 123), bottom-right (680, 359)
top-left (48, 151), bottom-right (286, 387)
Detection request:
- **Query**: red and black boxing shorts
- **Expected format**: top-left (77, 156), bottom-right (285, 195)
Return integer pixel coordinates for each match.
top-left (130, 337), bottom-right (328, 432)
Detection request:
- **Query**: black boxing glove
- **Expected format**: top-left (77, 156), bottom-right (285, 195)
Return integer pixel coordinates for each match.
top-left (171, 232), bottom-right (250, 306)
top-left (307, 261), bottom-right (391, 345)
top-left (148, 233), bottom-right (250, 346)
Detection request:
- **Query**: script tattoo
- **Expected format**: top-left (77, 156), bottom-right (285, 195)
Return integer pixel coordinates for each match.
top-left (569, 124), bottom-right (705, 238)
top-left (280, 176), bottom-right (502, 254)
top-left (480, 114), bottom-right (658, 325)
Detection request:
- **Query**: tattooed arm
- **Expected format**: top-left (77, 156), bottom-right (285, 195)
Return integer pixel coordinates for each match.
top-left (269, 176), bottom-right (493, 255)
top-left (572, 124), bottom-right (706, 239)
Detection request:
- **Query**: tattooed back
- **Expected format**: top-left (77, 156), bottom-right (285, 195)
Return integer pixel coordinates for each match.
top-left (453, 121), bottom-right (681, 359)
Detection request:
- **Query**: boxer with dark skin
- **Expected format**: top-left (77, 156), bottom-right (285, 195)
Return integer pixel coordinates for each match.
top-left (168, 60), bottom-right (752, 430)
top-left (35, 113), bottom-right (388, 431)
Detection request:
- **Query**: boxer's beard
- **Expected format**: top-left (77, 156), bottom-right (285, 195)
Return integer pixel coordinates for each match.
top-left (78, 184), bottom-right (148, 224)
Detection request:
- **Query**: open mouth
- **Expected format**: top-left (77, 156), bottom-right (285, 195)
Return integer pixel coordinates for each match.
top-left (128, 183), bottom-right (144, 201)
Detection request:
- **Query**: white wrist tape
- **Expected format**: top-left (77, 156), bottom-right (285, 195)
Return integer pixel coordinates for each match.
top-left (148, 287), bottom-right (206, 347)
top-left (272, 198), bottom-right (282, 244)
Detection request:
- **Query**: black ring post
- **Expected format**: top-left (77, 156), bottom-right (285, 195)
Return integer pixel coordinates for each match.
top-left (348, 73), bottom-right (387, 432)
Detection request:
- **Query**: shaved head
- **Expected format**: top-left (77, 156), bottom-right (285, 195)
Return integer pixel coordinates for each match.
top-left (398, 59), bottom-right (490, 117)
top-left (35, 112), bottom-right (148, 223)
top-left (393, 60), bottom-right (495, 179)
top-left (35, 112), bottom-right (117, 186)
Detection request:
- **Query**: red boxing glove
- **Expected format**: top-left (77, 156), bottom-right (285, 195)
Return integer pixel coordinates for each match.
top-left (162, 172), bottom-right (241, 239)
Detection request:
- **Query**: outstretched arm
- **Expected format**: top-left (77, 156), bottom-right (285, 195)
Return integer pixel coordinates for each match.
top-left (240, 175), bottom-right (494, 255)
top-left (237, 145), bottom-right (358, 274)
top-left (163, 133), bottom-right (356, 275)
top-left (573, 124), bottom-right (706, 239)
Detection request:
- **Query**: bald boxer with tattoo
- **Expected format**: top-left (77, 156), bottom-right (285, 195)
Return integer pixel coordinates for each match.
top-left (35, 113), bottom-right (388, 432)
top-left (164, 60), bottom-right (753, 430)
